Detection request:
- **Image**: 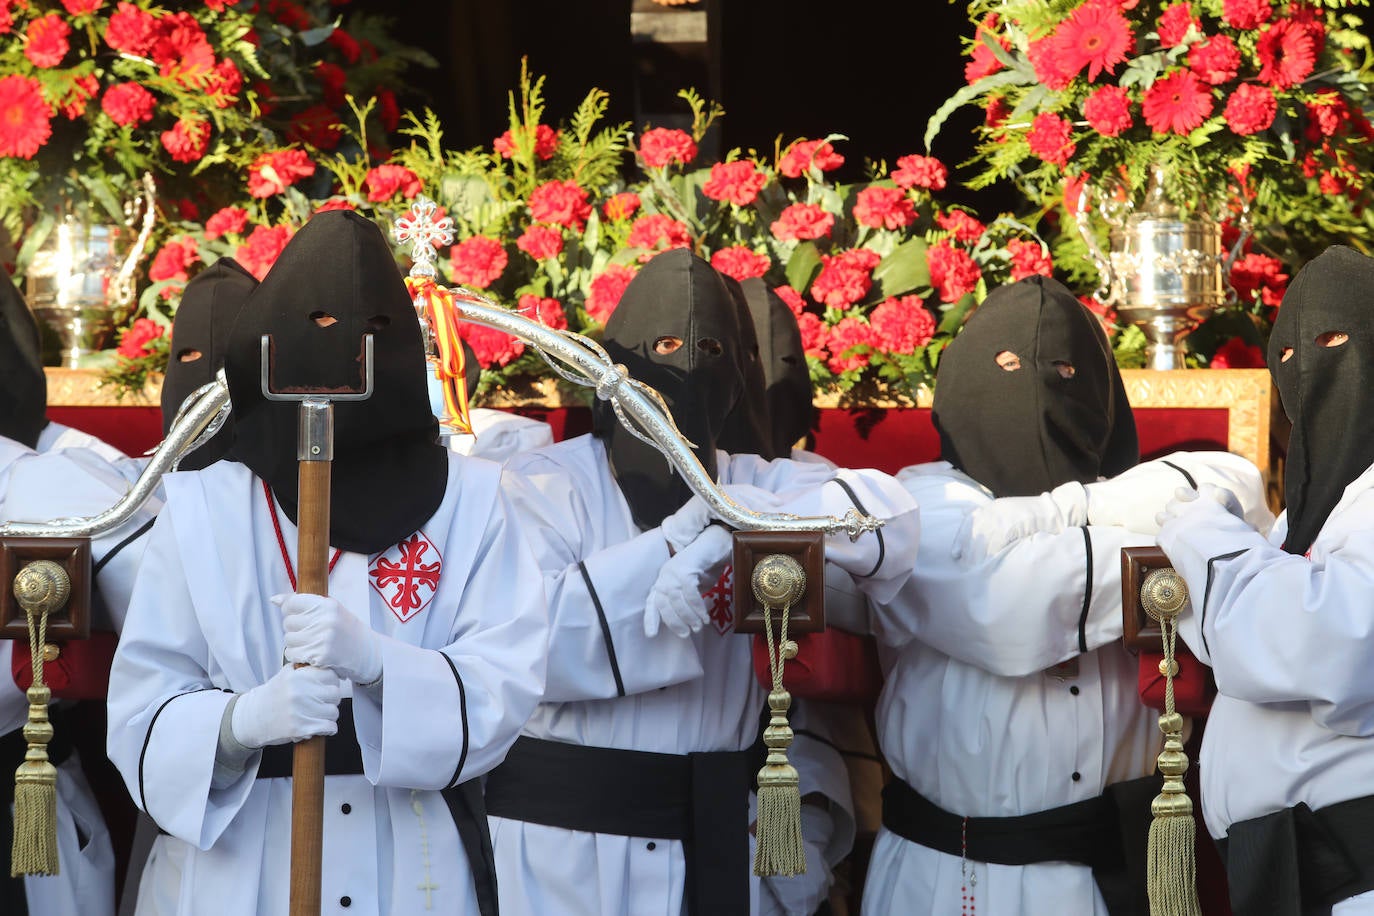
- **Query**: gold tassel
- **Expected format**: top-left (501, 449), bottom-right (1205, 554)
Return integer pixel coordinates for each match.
top-left (751, 555), bottom-right (807, 878)
top-left (11, 559), bottom-right (69, 878)
top-left (1141, 569), bottom-right (1200, 916)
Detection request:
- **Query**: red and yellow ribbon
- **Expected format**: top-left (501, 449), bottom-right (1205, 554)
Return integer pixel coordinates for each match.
top-left (405, 275), bottom-right (474, 436)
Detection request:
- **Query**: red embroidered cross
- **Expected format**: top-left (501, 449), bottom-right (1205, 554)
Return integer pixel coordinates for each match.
top-left (705, 564), bottom-right (734, 635)
top-left (369, 532), bottom-right (443, 622)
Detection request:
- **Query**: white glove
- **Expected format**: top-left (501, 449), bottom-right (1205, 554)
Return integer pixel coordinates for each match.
top-left (956, 481), bottom-right (1088, 561)
top-left (277, 592), bottom-right (384, 686)
top-left (1156, 484), bottom-right (1245, 529)
top-left (230, 664), bottom-right (342, 749)
top-left (1085, 459), bottom-right (1201, 534)
top-left (1157, 451), bottom-right (1274, 531)
top-left (645, 524), bottom-right (734, 638)
top-left (661, 496), bottom-right (713, 554)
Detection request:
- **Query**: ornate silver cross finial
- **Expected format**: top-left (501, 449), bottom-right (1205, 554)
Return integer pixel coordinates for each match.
top-left (393, 196), bottom-right (454, 279)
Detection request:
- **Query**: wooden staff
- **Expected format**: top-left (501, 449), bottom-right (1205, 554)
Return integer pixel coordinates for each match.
top-left (260, 336), bottom-right (374, 916)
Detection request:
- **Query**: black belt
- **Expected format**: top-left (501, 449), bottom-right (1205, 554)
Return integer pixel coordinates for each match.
top-left (484, 735), bottom-right (762, 916)
top-left (1218, 795), bottom-right (1374, 916)
top-left (881, 775), bottom-right (1156, 916)
top-left (1, 706), bottom-right (77, 916)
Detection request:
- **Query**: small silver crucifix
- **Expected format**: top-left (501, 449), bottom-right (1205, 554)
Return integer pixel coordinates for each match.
top-left (392, 196), bottom-right (454, 279)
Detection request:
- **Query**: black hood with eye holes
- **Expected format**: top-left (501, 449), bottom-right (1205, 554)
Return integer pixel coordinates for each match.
top-left (716, 274), bottom-right (779, 461)
top-left (1267, 245), bottom-right (1374, 555)
top-left (161, 258), bottom-right (258, 470)
top-left (932, 275), bottom-right (1138, 497)
top-left (0, 268), bottom-right (46, 449)
top-left (592, 248), bottom-right (746, 530)
top-left (224, 210), bottom-right (447, 555)
top-left (739, 277), bottom-right (812, 456)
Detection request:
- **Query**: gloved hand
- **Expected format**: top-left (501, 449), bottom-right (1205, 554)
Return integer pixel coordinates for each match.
top-left (661, 496), bottom-right (713, 555)
top-left (1157, 451), bottom-right (1274, 531)
top-left (277, 592), bottom-right (384, 686)
top-left (1156, 483), bottom-right (1246, 529)
top-left (645, 524), bottom-right (734, 638)
top-left (230, 664), bottom-right (342, 749)
top-left (1085, 459), bottom-right (1201, 534)
top-left (956, 481), bottom-right (1088, 562)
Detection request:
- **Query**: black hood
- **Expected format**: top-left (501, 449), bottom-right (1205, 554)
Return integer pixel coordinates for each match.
top-left (932, 275), bottom-right (1138, 497)
top-left (1268, 245), bottom-right (1374, 555)
top-left (716, 274), bottom-right (778, 460)
top-left (592, 248), bottom-right (746, 529)
top-left (162, 258), bottom-right (258, 470)
top-left (740, 278), bottom-right (812, 456)
top-left (224, 210), bottom-right (447, 555)
top-left (0, 269), bottom-right (46, 448)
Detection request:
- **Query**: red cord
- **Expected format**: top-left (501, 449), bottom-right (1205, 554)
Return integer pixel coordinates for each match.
top-left (262, 479), bottom-right (341, 590)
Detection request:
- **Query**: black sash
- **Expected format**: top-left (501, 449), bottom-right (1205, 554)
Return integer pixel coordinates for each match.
top-left (1218, 796), bottom-right (1374, 916)
top-left (881, 775), bottom-right (1156, 916)
top-left (484, 735), bottom-right (760, 916)
top-left (0, 706), bottom-right (77, 916)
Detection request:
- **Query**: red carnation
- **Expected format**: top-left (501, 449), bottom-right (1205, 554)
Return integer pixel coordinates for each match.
top-left (1056, 0), bottom-right (1134, 81)
top-left (1027, 112), bottom-right (1076, 166)
top-left (287, 105), bottom-right (344, 151)
top-left (797, 311), bottom-right (825, 359)
top-left (1209, 337), bottom-right (1266, 368)
top-left (1028, 35), bottom-right (1076, 91)
top-left (150, 13), bottom-right (214, 86)
top-left (460, 323), bottom-right (524, 368)
top-left (870, 294), bottom-right (936, 355)
top-left (529, 180), bottom-right (592, 231)
top-left (161, 119), bottom-right (212, 164)
top-left (363, 164), bottom-right (421, 202)
top-left (637, 128), bottom-right (697, 169)
top-left (518, 293), bottom-right (568, 331)
top-left (102, 82), bottom-right (157, 127)
top-left (892, 155), bottom-right (948, 191)
top-left (0, 3), bottom-right (13, 35)
top-left (627, 214), bottom-right (693, 254)
top-left (965, 25), bottom-right (1012, 83)
top-left (854, 186), bottom-right (916, 230)
top-left (59, 74), bottom-right (99, 120)
top-left (585, 264), bottom-right (637, 323)
top-left (25, 14), bottom-right (71, 69)
top-left (770, 203), bottom-right (835, 242)
top-left (0, 76), bottom-right (52, 159)
top-left (1142, 70), bottom-right (1214, 135)
top-left (1225, 84), bottom-right (1277, 136)
top-left (314, 61), bottom-right (347, 108)
top-left (927, 241), bottom-right (982, 303)
top-left (494, 123), bottom-right (559, 161)
top-left (824, 317), bottom-right (876, 374)
top-left (1256, 18), bottom-right (1319, 89)
top-left (116, 318), bottom-right (164, 360)
top-left (810, 248), bottom-right (882, 310)
top-left (516, 225), bottom-right (564, 261)
top-left (710, 246), bottom-right (771, 281)
top-left (1008, 238), bottom-right (1054, 281)
top-left (986, 96), bottom-right (1012, 131)
top-left (779, 139), bottom-right (844, 179)
top-left (1158, 3), bottom-right (1200, 47)
top-left (375, 88), bottom-right (399, 133)
top-left (313, 198), bottom-right (356, 214)
top-left (603, 192), bottom-right (640, 222)
top-left (775, 285), bottom-right (807, 317)
top-left (1082, 84), bottom-right (1133, 137)
top-left (205, 206), bottom-right (249, 240)
top-left (61, 0), bottom-right (103, 13)
top-left (936, 210), bottom-right (987, 244)
top-left (247, 149), bottom-right (315, 197)
top-left (206, 59), bottom-right (243, 108)
top-left (268, 0), bottom-right (311, 31)
top-left (1189, 34), bottom-right (1241, 85)
top-left (205, 0), bottom-right (242, 9)
top-left (703, 160), bottom-right (768, 206)
top-left (1306, 90), bottom-right (1350, 140)
top-left (149, 237), bottom-right (200, 283)
top-left (327, 28), bottom-right (361, 64)
top-left (1222, 0), bottom-right (1271, 30)
top-left (105, 2), bottom-right (156, 54)
top-left (1230, 252), bottom-right (1288, 308)
top-left (450, 236), bottom-right (508, 289)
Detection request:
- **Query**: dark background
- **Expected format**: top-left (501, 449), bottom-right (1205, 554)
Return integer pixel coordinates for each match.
top-left (369, 0), bottom-right (1009, 211)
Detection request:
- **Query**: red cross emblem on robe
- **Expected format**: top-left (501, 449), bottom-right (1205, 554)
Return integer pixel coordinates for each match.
top-left (369, 531), bottom-right (443, 623)
top-left (704, 564), bottom-right (734, 635)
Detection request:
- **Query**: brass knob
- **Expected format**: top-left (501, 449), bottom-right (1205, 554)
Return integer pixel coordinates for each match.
top-left (1141, 567), bottom-right (1188, 622)
top-left (13, 560), bottom-right (71, 618)
top-left (752, 554), bottom-right (806, 608)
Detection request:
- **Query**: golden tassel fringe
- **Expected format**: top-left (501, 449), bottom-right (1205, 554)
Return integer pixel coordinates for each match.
top-left (11, 560), bottom-right (64, 878)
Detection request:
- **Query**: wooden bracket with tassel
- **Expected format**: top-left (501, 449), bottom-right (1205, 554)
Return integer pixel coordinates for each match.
top-left (1138, 564), bottom-right (1202, 916)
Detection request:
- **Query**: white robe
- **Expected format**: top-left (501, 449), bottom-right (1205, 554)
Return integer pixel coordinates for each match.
top-left (1159, 461), bottom-right (1374, 914)
top-left (493, 434), bottom-right (915, 916)
top-left (449, 408), bottom-right (554, 464)
top-left (0, 439), bottom-right (161, 916)
top-left (106, 456), bottom-right (549, 916)
top-left (863, 461), bottom-right (1168, 916)
top-left (38, 422), bottom-right (129, 465)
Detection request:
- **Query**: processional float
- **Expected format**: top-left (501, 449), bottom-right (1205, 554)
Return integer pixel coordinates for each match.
top-left (0, 197), bottom-right (880, 912)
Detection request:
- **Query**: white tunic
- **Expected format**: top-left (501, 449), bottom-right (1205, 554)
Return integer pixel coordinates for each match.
top-left (493, 434), bottom-right (915, 916)
top-left (37, 421), bottom-right (129, 465)
top-left (106, 456), bottom-right (549, 916)
top-left (449, 408), bottom-right (554, 464)
top-left (1159, 462), bottom-right (1374, 914)
top-left (863, 461), bottom-right (1167, 916)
